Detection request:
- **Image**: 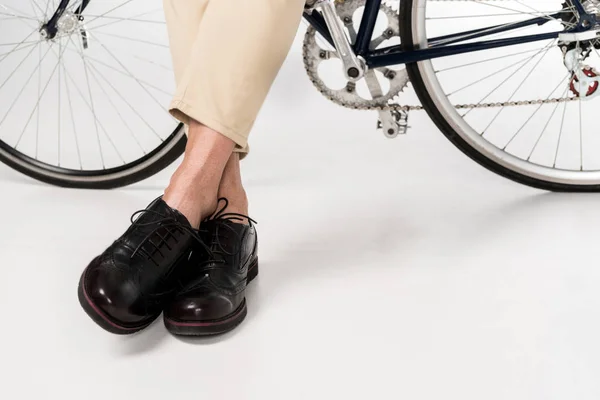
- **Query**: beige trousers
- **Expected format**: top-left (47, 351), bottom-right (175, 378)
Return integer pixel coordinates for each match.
top-left (163, 0), bottom-right (307, 156)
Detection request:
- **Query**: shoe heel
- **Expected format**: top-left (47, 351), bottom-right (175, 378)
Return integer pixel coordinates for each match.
top-left (247, 259), bottom-right (259, 283)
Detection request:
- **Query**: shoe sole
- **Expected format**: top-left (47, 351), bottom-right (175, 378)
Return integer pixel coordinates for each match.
top-left (164, 259), bottom-right (259, 337)
top-left (77, 268), bottom-right (158, 335)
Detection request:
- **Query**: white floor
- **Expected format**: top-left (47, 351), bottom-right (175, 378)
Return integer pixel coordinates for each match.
top-left (3, 32), bottom-right (600, 400)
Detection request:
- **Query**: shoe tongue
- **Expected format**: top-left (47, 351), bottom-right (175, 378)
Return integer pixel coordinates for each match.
top-left (136, 197), bottom-right (192, 228)
top-left (207, 219), bottom-right (245, 253)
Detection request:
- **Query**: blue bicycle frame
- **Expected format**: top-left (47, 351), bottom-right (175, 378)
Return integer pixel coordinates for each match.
top-left (43, 0), bottom-right (593, 69)
top-left (302, 0), bottom-right (594, 69)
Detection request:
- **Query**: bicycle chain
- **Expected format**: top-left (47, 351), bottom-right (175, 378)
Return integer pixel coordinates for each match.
top-left (302, 0), bottom-right (581, 112)
top-left (333, 95), bottom-right (581, 113)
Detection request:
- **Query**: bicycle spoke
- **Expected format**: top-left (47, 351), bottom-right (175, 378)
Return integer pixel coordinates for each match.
top-left (83, 0), bottom-right (136, 26)
top-left (467, 0), bottom-right (575, 29)
top-left (0, 11), bottom-right (37, 20)
top-left (74, 37), bottom-right (105, 167)
top-left (0, 45), bottom-right (51, 130)
top-left (83, 8), bottom-right (163, 32)
top-left (28, 0), bottom-right (44, 19)
top-left (62, 31), bottom-right (171, 74)
top-left (131, 55), bottom-right (171, 71)
top-left (87, 63), bottom-right (146, 154)
top-left (514, 0), bottom-right (567, 25)
top-left (0, 41), bottom-right (43, 58)
top-left (0, 42), bottom-right (39, 94)
top-left (82, 14), bottom-right (165, 24)
top-left (461, 40), bottom-right (556, 118)
top-left (0, 3), bottom-right (35, 18)
top-left (86, 31), bottom-right (168, 112)
top-left (60, 55), bottom-right (127, 166)
top-left (427, 11), bottom-right (561, 20)
top-left (503, 73), bottom-right (569, 150)
top-left (15, 42), bottom-right (68, 148)
top-left (44, 0), bottom-right (52, 17)
top-left (74, 35), bottom-right (129, 164)
top-left (412, 0), bottom-right (600, 183)
top-left (62, 46), bottom-right (171, 96)
top-left (0, 40), bottom-right (44, 47)
top-left (67, 36), bottom-right (146, 153)
top-left (0, 30), bottom-right (38, 64)
top-left (447, 51), bottom-right (545, 97)
top-left (436, 46), bottom-right (549, 73)
top-left (92, 30), bottom-right (169, 48)
top-left (87, 60), bottom-right (163, 141)
top-left (67, 0), bottom-right (83, 13)
top-left (62, 61), bottom-right (83, 169)
top-left (527, 87), bottom-right (570, 161)
top-left (482, 40), bottom-right (557, 134)
top-left (0, 0), bottom-right (180, 178)
top-left (553, 98), bottom-right (569, 168)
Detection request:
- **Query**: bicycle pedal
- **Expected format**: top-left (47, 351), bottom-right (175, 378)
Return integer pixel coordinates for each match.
top-left (377, 109), bottom-right (409, 138)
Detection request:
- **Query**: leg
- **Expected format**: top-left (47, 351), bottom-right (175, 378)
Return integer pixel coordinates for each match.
top-left (161, 0), bottom-right (308, 336)
top-left (162, 0), bottom-right (208, 91)
top-left (162, 0), bottom-right (227, 226)
top-left (78, 0), bottom-right (306, 335)
top-left (163, 0), bottom-right (307, 227)
top-left (168, 0), bottom-right (308, 155)
top-left (163, 122), bottom-right (234, 227)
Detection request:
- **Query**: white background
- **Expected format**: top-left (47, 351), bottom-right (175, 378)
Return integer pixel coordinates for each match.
top-left (2, 20), bottom-right (600, 400)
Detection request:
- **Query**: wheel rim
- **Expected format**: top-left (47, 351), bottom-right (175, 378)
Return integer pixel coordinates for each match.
top-left (413, 0), bottom-right (600, 185)
top-left (0, 0), bottom-right (181, 178)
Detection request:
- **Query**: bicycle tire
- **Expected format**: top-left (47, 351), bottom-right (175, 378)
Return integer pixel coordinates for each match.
top-left (0, 0), bottom-right (186, 189)
top-left (400, 0), bottom-right (600, 192)
top-left (0, 124), bottom-right (186, 189)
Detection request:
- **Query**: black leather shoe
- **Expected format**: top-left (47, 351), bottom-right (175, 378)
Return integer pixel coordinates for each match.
top-left (164, 200), bottom-right (258, 336)
top-left (78, 197), bottom-right (199, 335)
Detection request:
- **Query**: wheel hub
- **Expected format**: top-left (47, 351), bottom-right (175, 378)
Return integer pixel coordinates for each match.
top-left (41, 11), bottom-right (82, 41)
top-left (57, 12), bottom-right (80, 35)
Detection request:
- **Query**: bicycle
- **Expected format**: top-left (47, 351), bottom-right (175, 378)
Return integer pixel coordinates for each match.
top-left (1, 0), bottom-right (599, 191)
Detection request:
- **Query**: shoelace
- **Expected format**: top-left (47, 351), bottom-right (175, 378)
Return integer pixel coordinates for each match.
top-left (200, 198), bottom-right (257, 265)
top-left (129, 207), bottom-right (213, 267)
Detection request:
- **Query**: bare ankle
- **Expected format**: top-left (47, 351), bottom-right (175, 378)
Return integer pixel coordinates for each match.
top-left (163, 175), bottom-right (218, 228)
top-left (215, 153), bottom-right (249, 219)
top-left (217, 186), bottom-right (249, 216)
top-left (161, 121), bottom-right (237, 228)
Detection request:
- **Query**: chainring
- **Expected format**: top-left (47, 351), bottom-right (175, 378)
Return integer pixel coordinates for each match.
top-left (303, 0), bottom-right (409, 109)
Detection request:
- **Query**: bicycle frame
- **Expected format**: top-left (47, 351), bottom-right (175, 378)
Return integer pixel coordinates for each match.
top-left (303, 0), bottom-right (594, 69)
top-left (42, 0), bottom-right (593, 67)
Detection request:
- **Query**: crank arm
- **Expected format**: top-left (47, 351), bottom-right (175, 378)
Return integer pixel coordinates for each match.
top-left (363, 69), bottom-right (408, 137)
top-left (314, 0), bottom-right (365, 81)
top-left (364, 69), bottom-right (397, 137)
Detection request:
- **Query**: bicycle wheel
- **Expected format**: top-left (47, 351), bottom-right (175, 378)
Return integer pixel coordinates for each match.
top-left (0, 0), bottom-right (186, 189)
top-left (401, 0), bottom-right (600, 191)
